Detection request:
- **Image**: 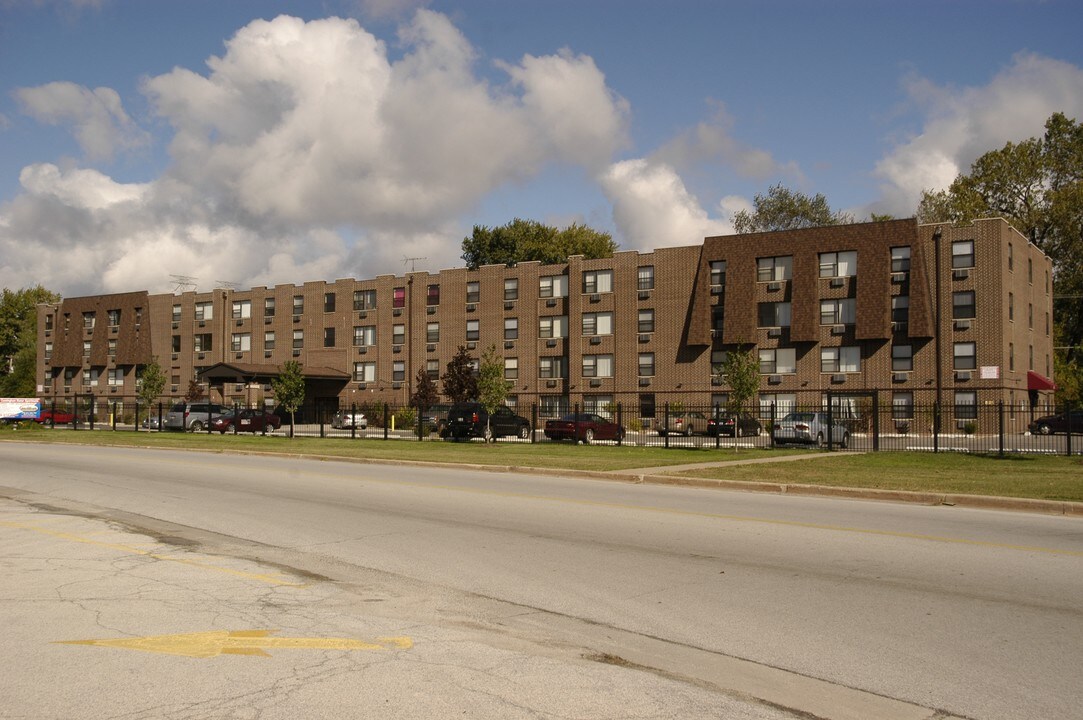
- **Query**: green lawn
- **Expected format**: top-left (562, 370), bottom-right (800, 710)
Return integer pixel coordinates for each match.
top-left (3, 424), bottom-right (1081, 502)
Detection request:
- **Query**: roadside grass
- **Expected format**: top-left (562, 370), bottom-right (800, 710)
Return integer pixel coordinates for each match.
top-left (3, 425), bottom-right (1081, 501)
top-left (682, 452), bottom-right (1083, 502)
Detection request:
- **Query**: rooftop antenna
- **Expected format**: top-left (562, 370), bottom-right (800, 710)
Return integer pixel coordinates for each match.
top-left (214, 280), bottom-right (240, 291)
top-left (170, 274), bottom-right (198, 293)
top-left (402, 256), bottom-right (427, 273)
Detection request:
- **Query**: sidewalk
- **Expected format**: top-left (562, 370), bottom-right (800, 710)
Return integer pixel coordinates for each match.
top-left (606, 451), bottom-right (851, 476)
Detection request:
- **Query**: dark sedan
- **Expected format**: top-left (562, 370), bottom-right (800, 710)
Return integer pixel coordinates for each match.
top-left (544, 413), bottom-right (624, 444)
top-left (1028, 410), bottom-right (1083, 435)
top-left (211, 408), bottom-right (281, 434)
top-left (706, 413), bottom-right (763, 437)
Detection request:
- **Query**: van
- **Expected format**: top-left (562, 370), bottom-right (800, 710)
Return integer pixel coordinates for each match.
top-left (165, 402), bottom-right (225, 432)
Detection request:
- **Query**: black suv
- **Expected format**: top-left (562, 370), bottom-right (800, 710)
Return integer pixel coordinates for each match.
top-left (445, 402), bottom-right (532, 441)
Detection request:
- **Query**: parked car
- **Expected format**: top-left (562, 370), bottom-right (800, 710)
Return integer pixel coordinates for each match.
top-left (1028, 410), bottom-right (1083, 435)
top-left (420, 403), bottom-right (453, 437)
top-left (445, 402), bottom-right (532, 441)
top-left (140, 414), bottom-right (162, 430)
top-left (656, 411), bottom-right (711, 436)
top-left (772, 411), bottom-right (849, 448)
top-left (34, 408), bottom-right (76, 426)
top-left (544, 413), bottom-right (625, 444)
top-left (331, 410), bottom-right (368, 429)
top-left (211, 408), bottom-right (281, 434)
top-left (707, 413), bottom-right (763, 437)
top-left (165, 401), bottom-right (225, 432)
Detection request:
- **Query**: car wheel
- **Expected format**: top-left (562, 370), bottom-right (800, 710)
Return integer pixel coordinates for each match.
top-left (617, 428), bottom-right (626, 442)
top-left (519, 425), bottom-right (530, 440)
top-left (840, 432), bottom-right (849, 449)
top-left (583, 428), bottom-right (594, 445)
top-left (266, 425), bottom-right (275, 434)
top-left (483, 426), bottom-right (493, 442)
top-left (219, 429), bottom-right (227, 435)
top-left (190, 420), bottom-right (204, 433)
top-left (816, 432), bottom-right (824, 447)
top-left (754, 426), bottom-right (762, 436)
top-left (43, 419), bottom-right (53, 427)
top-left (1037, 423), bottom-right (1052, 435)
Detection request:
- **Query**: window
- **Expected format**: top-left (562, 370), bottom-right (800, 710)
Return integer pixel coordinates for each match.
top-left (891, 246), bottom-right (911, 273)
top-left (820, 299), bottom-right (855, 325)
top-left (711, 349), bottom-right (728, 375)
top-left (393, 324), bottom-right (405, 345)
top-left (231, 333), bottom-right (251, 352)
top-left (83, 339), bottom-right (91, 357)
top-left (759, 393), bottom-right (796, 416)
top-left (637, 266), bottom-right (654, 291)
top-left (757, 256), bottom-right (792, 282)
top-left (264, 331), bottom-right (275, 350)
top-left (953, 342), bottom-right (976, 370)
top-left (710, 261), bottom-right (727, 287)
top-left (758, 348), bottom-right (796, 374)
top-left (1028, 303), bottom-right (1033, 330)
top-left (583, 270), bottom-right (613, 294)
top-left (426, 359), bottom-right (439, 380)
top-left (264, 297), bottom-right (276, 317)
top-left (44, 342), bottom-right (52, 360)
top-left (638, 309), bottom-right (654, 333)
top-left (1029, 344), bottom-right (1034, 370)
top-left (539, 316), bottom-right (568, 339)
top-left (582, 354), bottom-right (614, 378)
top-left (821, 346), bottom-right (861, 373)
top-left (324, 293), bottom-right (336, 313)
top-left (819, 250), bottom-right (857, 278)
top-left (232, 300), bottom-right (251, 319)
top-left (504, 358), bottom-right (518, 380)
top-left (952, 291), bottom-right (975, 319)
top-left (504, 278), bottom-right (518, 301)
top-left (393, 361), bottom-right (405, 382)
top-left (107, 309), bottom-right (121, 326)
top-left (108, 368), bottom-right (122, 387)
top-left (954, 391), bottom-right (977, 420)
top-left (172, 305), bottom-right (182, 322)
top-left (758, 302), bottom-right (792, 328)
top-left (323, 327), bottom-right (336, 348)
top-left (426, 284), bottom-right (440, 306)
top-left (64, 369), bottom-right (74, 388)
top-left (504, 318), bottom-right (517, 340)
top-left (539, 275), bottom-right (568, 298)
top-left (892, 392), bottom-right (914, 419)
top-left (107, 338), bottom-right (117, 356)
top-left (711, 306), bottom-right (725, 331)
top-left (539, 357), bottom-right (566, 379)
top-left (542, 395), bottom-right (570, 416)
top-left (292, 295), bottom-right (304, 315)
top-left (393, 287), bottom-right (406, 309)
top-left (1008, 243), bottom-right (1013, 271)
top-left (1028, 258), bottom-right (1033, 284)
top-left (892, 345), bottom-right (912, 371)
top-left (354, 326), bottom-right (376, 346)
top-left (353, 289), bottom-right (376, 311)
top-left (85, 368), bottom-right (99, 387)
top-left (638, 353), bottom-right (655, 377)
top-left (639, 393), bottom-right (656, 419)
top-left (354, 362), bottom-right (376, 383)
top-left (584, 395), bottom-right (614, 416)
top-left (1009, 343), bottom-right (1014, 372)
top-left (194, 302), bottom-right (213, 321)
top-left (292, 329), bottom-right (304, 349)
top-left (83, 312), bottom-right (96, 330)
top-left (427, 322), bottom-right (440, 343)
top-left (582, 312), bottom-right (613, 336)
top-left (194, 334), bottom-right (212, 352)
top-left (466, 320), bottom-right (479, 341)
top-left (952, 240), bottom-right (974, 269)
top-left (464, 281), bottom-right (480, 304)
top-left (171, 335), bottom-right (181, 353)
top-left (1008, 292), bottom-right (1014, 321)
top-left (891, 296), bottom-right (909, 324)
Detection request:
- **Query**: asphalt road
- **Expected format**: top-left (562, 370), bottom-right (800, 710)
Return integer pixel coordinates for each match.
top-left (2, 442), bottom-right (1081, 719)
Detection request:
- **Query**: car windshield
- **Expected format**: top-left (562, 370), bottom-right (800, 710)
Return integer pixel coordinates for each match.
top-left (784, 413), bottom-right (816, 422)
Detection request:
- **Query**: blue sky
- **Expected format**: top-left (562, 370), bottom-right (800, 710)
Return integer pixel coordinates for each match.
top-left (2, 0), bottom-right (1082, 297)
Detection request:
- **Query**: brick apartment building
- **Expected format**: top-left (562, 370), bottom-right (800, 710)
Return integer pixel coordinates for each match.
top-left (36, 217), bottom-right (1056, 424)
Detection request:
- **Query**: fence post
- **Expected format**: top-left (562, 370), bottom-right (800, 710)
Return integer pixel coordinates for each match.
top-left (206, 403), bottom-right (212, 435)
top-left (664, 402), bottom-right (670, 449)
top-left (351, 403), bottom-right (357, 440)
top-left (89, 394), bottom-right (95, 431)
top-left (531, 403), bottom-right (537, 444)
top-left (872, 392), bottom-right (880, 452)
top-left (134, 400), bottom-right (140, 432)
top-left (997, 400), bottom-right (1005, 458)
top-left (1067, 401), bottom-right (1074, 458)
top-left (157, 401), bottom-right (163, 433)
top-left (383, 403), bottom-right (389, 440)
top-left (826, 392), bottom-right (834, 452)
top-left (112, 401), bottom-right (117, 431)
top-left (233, 402), bottom-right (239, 435)
top-left (933, 401), bottom-right (941, 454)
top-left (713, 403), bottom-right (720, 450)
top-left (770, 403), bottom-right (776, 449)
top-left (574, 403), bottom-right (581, 443)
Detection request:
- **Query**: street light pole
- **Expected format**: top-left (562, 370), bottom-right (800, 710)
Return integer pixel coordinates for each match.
top-left (932, 227), bottom-right (943, 453)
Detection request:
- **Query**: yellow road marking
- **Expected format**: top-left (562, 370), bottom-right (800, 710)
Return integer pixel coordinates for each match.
top-left (0, 519), bottom-right (307, 586)
top-left (56, 630), bottom-right (413, 658)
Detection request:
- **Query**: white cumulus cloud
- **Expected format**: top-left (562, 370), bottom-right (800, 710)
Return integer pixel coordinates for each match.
top-left (15, 81), bottom-right (149, 161)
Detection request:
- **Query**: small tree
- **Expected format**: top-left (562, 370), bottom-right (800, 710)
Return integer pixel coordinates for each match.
top-left (271, 360), bottom-right (305, 437)
top-left (717, 344), bottom-right (760, 450)
top-left (137, 357), bottom-right (167, 417)
top-left (442, 345), bottom-right (478, 404)
top-left (184, 379), bottom-right (204, 402)
top-left (476, 344), bottom-right (508, 442)
top-left (410, 367), bottom-right (440, 438)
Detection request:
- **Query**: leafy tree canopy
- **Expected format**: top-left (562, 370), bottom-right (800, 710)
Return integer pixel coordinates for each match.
top-left (0, 285), bottom-right (61, 396)
top-left (441, 345), bottom-right (478, 404)
top-left (137, 357), bottom-right (167, 408)
top-left (461, 218), bottom-right (617, 270)
top-left (410, 367), bottom-right (439, 412)
top-left (733, 183), bottom-right (854, 234)
top-left (715, 344), bottom-right (760, 416)
top-left (476, 344), bottom-right (508, 415)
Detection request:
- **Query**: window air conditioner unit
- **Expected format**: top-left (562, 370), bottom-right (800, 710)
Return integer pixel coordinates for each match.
top-left (427, 344), bottom-right (436, 352)
top-left (711, 329), bottom-right (724, 338)
top-left (546, 339), bottom-right (557, 348)
top-left (504, 341), bottom-right (514, 350)
top-left (236, 319), bottom-right (244, 326)
top-left (768, 375), bottom-right (782, 384)
top-left (504, 302), bottom-right (514, 311)
top-left (358, 311), bottom-right (367, 319)
top-left (427, 306), bottom-right (436, 315)
top-left (357, 347), bottom-right (367, 354)
top-left (955, 370), bottom-right (972, 381)
top-left (235, 353), bottom-right (244, 359)
top-left (171, 353), bottom-right (179, 361)
top-left (292, 349), bottom-right (301, 357)
top-left (638, 291), bottom-right (650, 301)
top-left (710, 286), bottom-right (723, 295)
top-left (546, 380), bottom-right (557, 388)
top-left (546, 299), bottom-right (557, 307)
top-left (891, 272), bottom-right (908, 284)
top-left (831, 325), bottom-right (846, 335)
top-left (264, 317), bottom-right (273, 324)
top-left (830, 277), bottom-right (845, 288)
top-left (638, 334), bottom-right (650, 343)
top-left (892, 322), bottom-right (907, 333)
top-left (467, 342), bottom-right (477, 350)
top-left (357, 383), bottom-right (367, 390)
top-left (265, 351), bottom-right (273, 358)
top-left (197, 353), bottom-right (206, 360)
top-left (893, 373), bottom-right (908, 382)
top-left (198, 321), bottom-right (205, 327)
top-left (393, 382), bottom-right (402, 390)
top-left (292, 315), bottom-right (301, 323)
top-left (638, 378), bottom-right (651, 387)
top-left (831, 374), bottom-right (846, 383)
top-left (953, 320), bottom-right (971, 331)
top-left (711, 377), bottom-right (723, 386)
top-left (590, 379), bottom-right (602, 388)
top-left (589, 336), bottom-right (601, 345)
top-left (952, 269), bottom-right (970, 280)
top-left (393, 345), bottom-right (402, 353)
top-left (589, 294), bottom-right (600, 303)
top-left (767, 282), bottom-right (781, 292)
top-left (393, 308), bottom-right (402, 316)
top-left (767, 328), bottom-right (782, 338)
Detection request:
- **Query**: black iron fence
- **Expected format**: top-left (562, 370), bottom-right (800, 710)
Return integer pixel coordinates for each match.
top-left (25, 395), bottom-right (1079, 456)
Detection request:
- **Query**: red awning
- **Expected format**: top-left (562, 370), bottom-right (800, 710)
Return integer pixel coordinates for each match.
top-left (1026, 370), bottom-right (1057, 391)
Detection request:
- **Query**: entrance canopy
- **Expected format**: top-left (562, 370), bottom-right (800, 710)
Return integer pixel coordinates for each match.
top-left (199, 362), bottom-right (350, 384)
top-left (1026, 370), bottom-right (1057, 392)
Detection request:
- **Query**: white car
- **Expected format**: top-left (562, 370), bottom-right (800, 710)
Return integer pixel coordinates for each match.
top-left (772, 412), bottom-right (849, 448)
top-left (331, 410), bottom-right (368, 429)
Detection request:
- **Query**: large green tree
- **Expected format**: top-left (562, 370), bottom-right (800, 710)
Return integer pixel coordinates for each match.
top-left (714, 344), bottom-right (760, 450)
top-left (733, 183), bottom-right (854, 234)
top-left (271, 360), bottom-right (306, 437)
top-left (476, 344), bottom-right (508, 441)
top-left (916, 112), bottom-right (1083, 382)
top-left (461, 218), bottom-right (617, 270)
top-left (0, 285), bottom-right (61, 396)
top-left (137, 357), bottom-right (167, 410)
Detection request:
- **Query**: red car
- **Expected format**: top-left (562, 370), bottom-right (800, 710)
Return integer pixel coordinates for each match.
top-left (211, 408), bottom-right (281, 434)
top-left (35, 408), bottom-right (76, 426)
top-left (544, 413), bottom-right (624, 444)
